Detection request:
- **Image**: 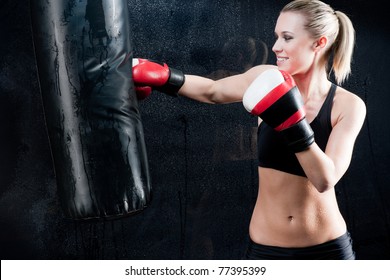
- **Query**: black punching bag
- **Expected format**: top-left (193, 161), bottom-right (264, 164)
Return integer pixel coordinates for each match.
top-left (30, 0), bottom-right (151, 220)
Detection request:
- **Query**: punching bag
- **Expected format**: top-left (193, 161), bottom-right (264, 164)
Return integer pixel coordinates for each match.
top-left (30, 0), bottom-right (151, 220)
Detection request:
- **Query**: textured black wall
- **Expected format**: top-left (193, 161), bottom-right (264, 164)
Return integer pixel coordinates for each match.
top-left (0, 0), bottom-right (389, 259)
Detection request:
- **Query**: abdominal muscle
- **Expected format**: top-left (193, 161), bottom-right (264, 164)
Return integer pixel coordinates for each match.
top-left (249, 167), bottom-right (347, 248)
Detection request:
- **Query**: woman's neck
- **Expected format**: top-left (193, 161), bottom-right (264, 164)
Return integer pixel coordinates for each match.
top-left (292, 68), bottom-right (331, 102)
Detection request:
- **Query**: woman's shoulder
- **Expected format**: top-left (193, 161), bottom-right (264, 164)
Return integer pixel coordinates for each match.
top-left (335, 86), bottom-right (366, 110)
top-left (333, 85), bottom-right (366, 124)
top-left (243, 64), bottom-right (277, 82)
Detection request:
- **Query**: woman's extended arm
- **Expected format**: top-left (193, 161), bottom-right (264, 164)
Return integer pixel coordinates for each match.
top-left (132, 58), bottom-right (274, 104)
top-left (179, 65), bottom-right (274, 104)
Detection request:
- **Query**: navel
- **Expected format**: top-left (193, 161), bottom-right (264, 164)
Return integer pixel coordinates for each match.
top-left (288, 215), bottom-right (294, 222)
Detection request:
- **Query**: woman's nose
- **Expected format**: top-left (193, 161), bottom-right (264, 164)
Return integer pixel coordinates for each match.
top-left (272, 40), bottom-right (281, 53)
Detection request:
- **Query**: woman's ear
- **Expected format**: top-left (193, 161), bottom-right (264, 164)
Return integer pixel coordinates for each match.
top-left (313, 36), bottom-right (328, 52)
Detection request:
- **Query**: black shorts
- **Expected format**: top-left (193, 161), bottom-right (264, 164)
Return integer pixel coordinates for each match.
top-left (244, 232), bottom-right (355, 260)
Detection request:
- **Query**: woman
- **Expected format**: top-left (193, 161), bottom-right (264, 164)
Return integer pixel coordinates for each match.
top-left (133, 0), bottom-right (366, 259)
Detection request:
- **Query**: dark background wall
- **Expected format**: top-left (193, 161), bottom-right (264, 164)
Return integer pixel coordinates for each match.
top-left (0, 0), bottom-right (389, 259)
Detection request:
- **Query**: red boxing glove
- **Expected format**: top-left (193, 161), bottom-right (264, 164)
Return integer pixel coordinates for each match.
top-left (132, 58), bottom-right (185, 99)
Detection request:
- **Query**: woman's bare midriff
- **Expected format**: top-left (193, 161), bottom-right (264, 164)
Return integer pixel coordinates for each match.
top-left (249, 167), bottom-right (347, 248)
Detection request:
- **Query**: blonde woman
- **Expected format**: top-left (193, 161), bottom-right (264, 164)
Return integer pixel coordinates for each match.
top-left (133, 0), bottom-right (366, 259)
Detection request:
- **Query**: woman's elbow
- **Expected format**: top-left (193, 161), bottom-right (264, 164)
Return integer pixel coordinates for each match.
top-left (313, 175), bottom-right (338, 193)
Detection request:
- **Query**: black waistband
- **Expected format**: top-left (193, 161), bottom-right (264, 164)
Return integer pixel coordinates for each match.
top-left (245, 232), bottom-right (355, 260)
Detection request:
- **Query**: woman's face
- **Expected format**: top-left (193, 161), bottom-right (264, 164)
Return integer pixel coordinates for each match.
top-left (272, 11), bottom-right (317, 75)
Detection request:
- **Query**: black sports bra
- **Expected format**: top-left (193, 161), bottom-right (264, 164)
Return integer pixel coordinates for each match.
top-left (257, 83), bottom-right (336, 177)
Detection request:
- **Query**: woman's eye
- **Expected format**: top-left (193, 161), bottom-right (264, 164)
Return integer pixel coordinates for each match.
top-left (274, 34), bottom-right (293, 42)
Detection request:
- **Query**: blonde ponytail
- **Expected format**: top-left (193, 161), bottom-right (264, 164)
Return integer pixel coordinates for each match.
top-left (332, 11), bottom-right (355, 84)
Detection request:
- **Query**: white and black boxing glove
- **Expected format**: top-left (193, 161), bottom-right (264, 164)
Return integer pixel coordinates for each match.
top-left (243, 69), bottom-right (314, 153)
